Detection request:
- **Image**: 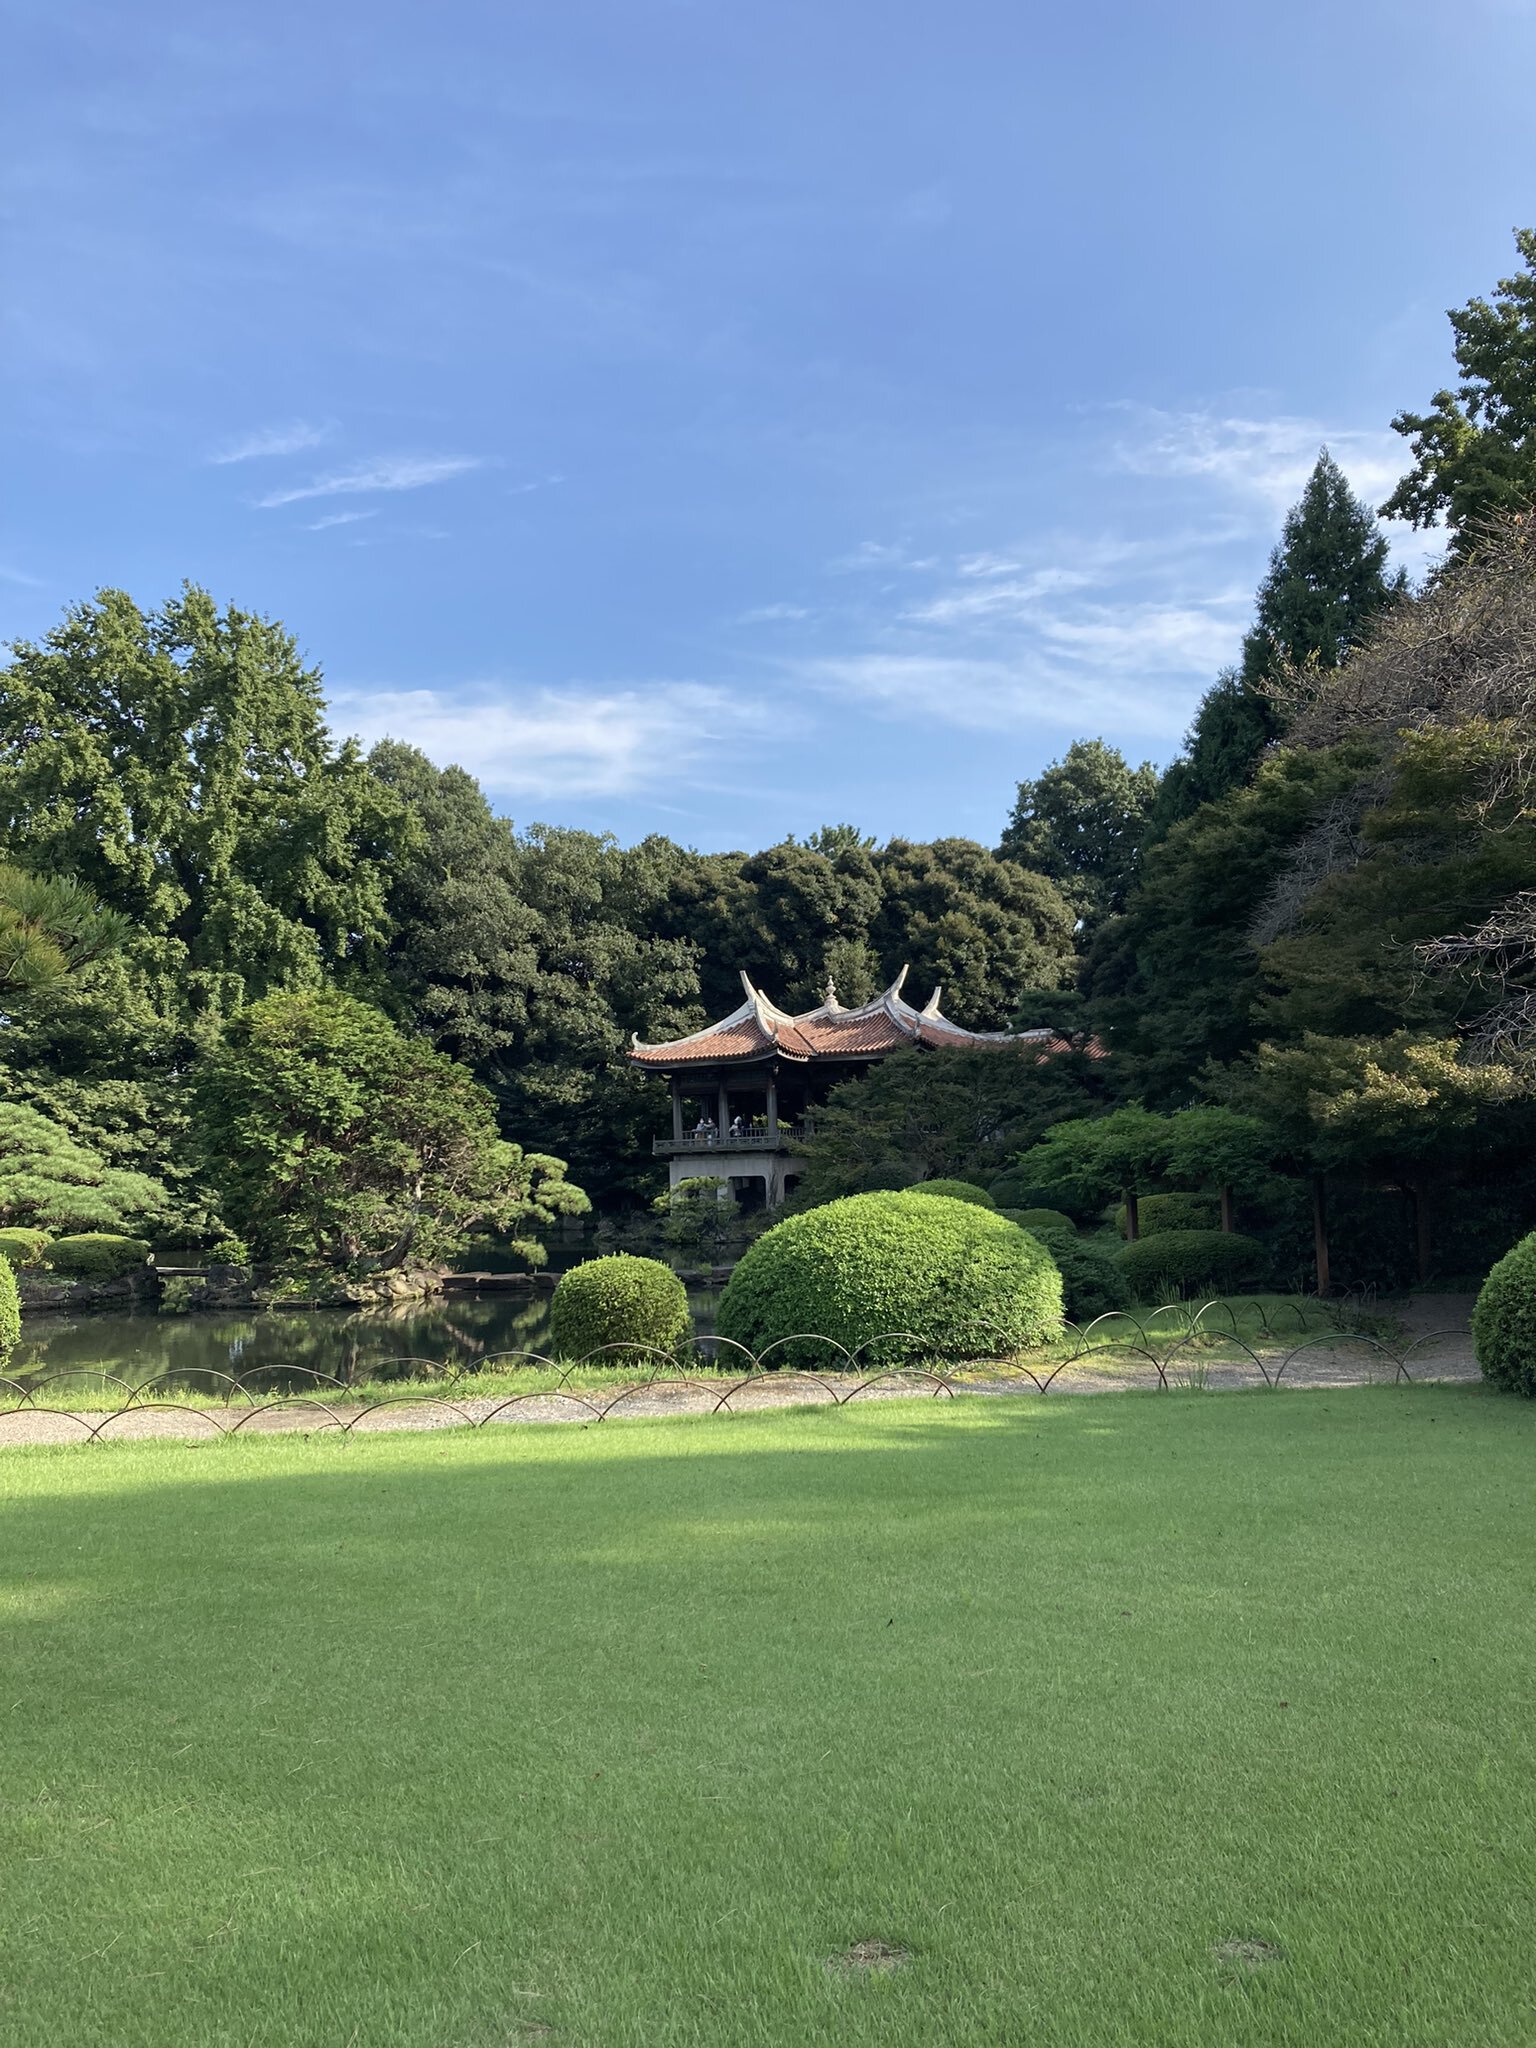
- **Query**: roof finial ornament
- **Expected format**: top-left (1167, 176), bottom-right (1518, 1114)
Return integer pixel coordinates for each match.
top-left (824, 974), bottom-right (840, 1011)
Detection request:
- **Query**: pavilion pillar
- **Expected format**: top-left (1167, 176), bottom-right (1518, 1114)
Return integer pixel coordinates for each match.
top-left (670, 1079), bottom-right (683, 1143)
top-left (766, 1070), bottom-right (779, 1138)
top-left (717, 1077), bottom-right (730, 1141)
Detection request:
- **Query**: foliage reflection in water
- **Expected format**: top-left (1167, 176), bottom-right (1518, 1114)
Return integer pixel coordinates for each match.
top-left (14, 1288), bottom-right (722, 1398)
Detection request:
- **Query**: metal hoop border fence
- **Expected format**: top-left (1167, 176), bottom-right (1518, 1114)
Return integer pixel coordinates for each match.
top-left (0, 1299), bottom-right (1472, 1445)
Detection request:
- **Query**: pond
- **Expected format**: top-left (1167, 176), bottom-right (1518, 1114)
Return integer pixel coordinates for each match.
top-left (9, 1286), bottom-right (723, 1399)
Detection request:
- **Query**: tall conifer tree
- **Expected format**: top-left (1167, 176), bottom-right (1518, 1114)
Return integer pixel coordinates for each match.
top-left (1151, 450), bottom-right (1401, 829)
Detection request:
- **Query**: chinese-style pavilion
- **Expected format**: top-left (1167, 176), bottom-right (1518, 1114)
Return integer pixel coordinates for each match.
top-left (629, 966), bottom-right (1076, 1208)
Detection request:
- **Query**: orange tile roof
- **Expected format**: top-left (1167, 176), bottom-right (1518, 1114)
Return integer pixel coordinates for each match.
top-left (629, 969), bottom-right (1093, 1068)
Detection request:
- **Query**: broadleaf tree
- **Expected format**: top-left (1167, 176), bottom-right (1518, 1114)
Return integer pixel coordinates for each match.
top-left (1383, 228), bottom-right (1536, 548)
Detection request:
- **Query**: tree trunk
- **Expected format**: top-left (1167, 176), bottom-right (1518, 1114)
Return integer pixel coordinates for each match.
top-left (1311, 1173), bottom-right (1330, 1297)
top-left (1124, 1187), bottom-right (1140, 1242)
top-left (1219, 1183), bottom-right (1234, 1234)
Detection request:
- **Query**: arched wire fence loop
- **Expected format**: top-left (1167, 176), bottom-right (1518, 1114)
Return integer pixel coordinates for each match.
top-left (0, 1302), bottom-right (1471, 1444)
top-left (232, 1366), bottom-right (353, 1401)
top-left (23, 1369), bottom-right (140, 1406)
top-left (688, 1334), bottom-right (764, 1371)
top-left (841, 1366), bottom-right (954, 1403)
top-left (1191, 1299), bottom-right (1242, 1337)
top-left (0, 1405), bottom-right (99, 1439)
top-left (703, 1369), bottom-right (819, 1413)
top-left (478, 1389), bottom-right (605, 1425)
top-left (1400, 1329), bottom-right (1473, 1371)
top-left (342, 1394), bottom-right (481, 1433)
top-left (846, 1332), bottom-right (931, 1370)
top-left (1071, 1310), bottom-right (1153, 1349)
top-left (134, 1369), bottom-right (252, 1407)
top-left (229, 1398), bottom-right (350, 1434)
top-left (1268, 1329), bottom-right (1412, 1386)
top-left (756, 1332), bottom-right (859, 1373)
top-left (1161, 1330), bottom-right (1272, 1389)
top-left (91, 1402), bottom-right (229, 1440)
top-left (1041, 1341), bottom-right (1169, 1394)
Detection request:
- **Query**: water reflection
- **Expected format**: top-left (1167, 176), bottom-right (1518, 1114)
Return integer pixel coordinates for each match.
top-left (10, 1287), bottom-right (721, 1397)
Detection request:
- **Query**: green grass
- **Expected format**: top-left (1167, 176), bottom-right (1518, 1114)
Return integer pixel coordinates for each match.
top-left (2, 1385), bottom-right (1533, 2046)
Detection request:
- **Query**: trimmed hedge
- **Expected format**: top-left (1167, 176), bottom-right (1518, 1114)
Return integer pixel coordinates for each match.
top-left (997, 1212), bottom-right (1130, 1325)
top-left (1116, 1229), bottom-right (1268, 1300)
top-left (0, 1255), bottom-right (18, 1369)
top-left (988, 1168), bottom-right (1057, 1212)
top-left (1035, 1232), bottom-right (1132, 1325)
top-left (913, 1178), bottom-right (996, 1208)
top-left (549, 1254), bottom-right (692, 1363)
top-left (1472, 1232), bottom-right (1536, 1395)
top-left (715, 1191), bottom-right (1063, 1367)
top-left (1116, 1192), bottom-right (1219, 1239)
top-left (1012, 1207), bottom-right (1077, 1236)
top-left (0, 1227), bottom-right (51, 1269)
top-left (44, 1234), bottom-right (151, 1279)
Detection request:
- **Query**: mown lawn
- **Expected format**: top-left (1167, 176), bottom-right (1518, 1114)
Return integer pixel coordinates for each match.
top-left (2, 1385), bottom-right (1533, 2047)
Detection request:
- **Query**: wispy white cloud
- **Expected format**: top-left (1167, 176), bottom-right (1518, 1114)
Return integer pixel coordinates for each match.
top-left (1110, 404), bottom-right (1398, 515)
top-left (328, 679), bottom-right (788, 802)
top-left (306, 509), bottom-right (377, 531)
top-left (902, 566), bottom-right (1097, 627)
top-left (739, 602), bottom-right (811, 623)
top-left (956, 552), bottom-right (1024, 579)
top-left (0, 561), bottom-right (44, 587)
top-left (793, 654), bottom-right (1186, 742)
top-left (211, 419), bottom-right (333, 464)
top-left (1032, 595), bottom-right (1251, 675)
top-left (257, 454), bottom-right (482, 509)
top-left (827, 538), bottom-right (938, 574)
top-left (1108, 404), bottom-right (1444, 576)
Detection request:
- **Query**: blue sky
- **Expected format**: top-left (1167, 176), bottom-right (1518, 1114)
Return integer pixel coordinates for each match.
top-left (7, 0), bottom-right (1536, 851)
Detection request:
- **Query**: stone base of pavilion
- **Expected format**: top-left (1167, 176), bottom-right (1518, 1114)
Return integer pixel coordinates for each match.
top-left (665, 1145), bottom-right (800, 1209)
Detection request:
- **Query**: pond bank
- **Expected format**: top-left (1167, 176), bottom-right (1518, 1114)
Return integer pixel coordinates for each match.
top-left (5, 1285), bottom-right (726, 1396)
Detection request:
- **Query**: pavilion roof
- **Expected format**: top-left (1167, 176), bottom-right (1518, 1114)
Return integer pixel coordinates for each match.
top-left (629, 967), bottom-right (1091, 1068)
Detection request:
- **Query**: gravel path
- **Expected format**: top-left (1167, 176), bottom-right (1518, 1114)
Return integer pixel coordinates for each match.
top-left (0, 1300), bottom-right (1482, 1447)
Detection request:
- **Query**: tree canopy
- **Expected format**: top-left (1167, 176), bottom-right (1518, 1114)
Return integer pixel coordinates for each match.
top-left (196, 989), bottom-right (588, 1270)
top-left (999, 740), bottom-right (1157, 929)
top-left (0, 586), bottom-right (413, 1027)
top-left (1383, 227), bottom-right (1536, 547)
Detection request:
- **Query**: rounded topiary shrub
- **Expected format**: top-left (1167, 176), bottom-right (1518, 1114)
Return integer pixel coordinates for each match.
top-left (1116, 1192), bottom-right (1219, 1239)
top-left (1012, 1207), bottom-right (1077, 1236)
top-left (1116, 1229), bottom-right (1268, 1301)
top-left (715, 1191), bottom-right (1063, 1368)
top-left (0, 1254), bottom-right (19, 1370)
top-left (549, 1254), bottom-right (692, 1364)
top-left (44, 1234), bottom-right (151, 1279)
top-left (913, 1178), bottom-right (996, 1208)
top-left (1472, 1232), bottom-right (1536, 1395)
top-left (1031, 1231), bottom-right (1132, 1325)
top-left (0, 1227), bottom-right (51, 1269)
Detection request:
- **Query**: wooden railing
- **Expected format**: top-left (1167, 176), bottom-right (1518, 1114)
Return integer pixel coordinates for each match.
top-left (654, 1124), bottom-right (811, 1156)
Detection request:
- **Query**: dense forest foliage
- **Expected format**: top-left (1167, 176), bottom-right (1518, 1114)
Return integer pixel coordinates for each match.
top-left (6, 231), bottom-right (1536, 1286)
